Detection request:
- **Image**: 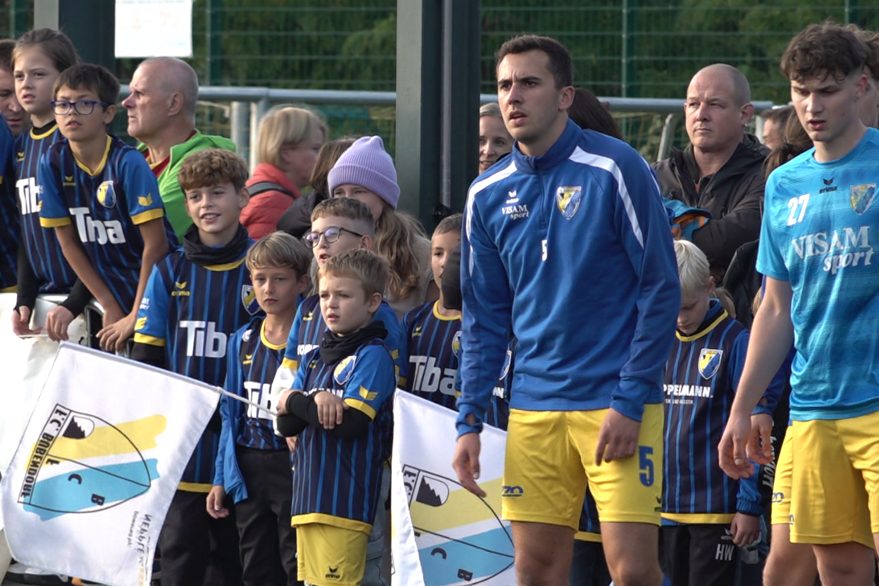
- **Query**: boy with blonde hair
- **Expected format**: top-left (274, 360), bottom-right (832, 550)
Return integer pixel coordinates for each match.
top-left (276, 249), bottom-right (396, 586)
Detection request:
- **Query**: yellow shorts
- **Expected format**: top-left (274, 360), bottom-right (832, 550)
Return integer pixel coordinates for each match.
top-left (790, 415), bottom-right (879, 548)
top-left (770, 425), bottom-right (793, 526)
top-left (502, 404), bottom-right (663, 530)
top-left (296, 523), bottom-right (369, 585)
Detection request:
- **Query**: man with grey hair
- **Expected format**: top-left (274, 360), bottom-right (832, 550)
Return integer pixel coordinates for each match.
top-left (654, 63), bottom-right (768, 281)
top-left (123, 57), bottom-right (236, 238)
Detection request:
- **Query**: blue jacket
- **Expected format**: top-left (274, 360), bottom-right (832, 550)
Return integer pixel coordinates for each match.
top-left (457, 120), bottom-right (680, 434)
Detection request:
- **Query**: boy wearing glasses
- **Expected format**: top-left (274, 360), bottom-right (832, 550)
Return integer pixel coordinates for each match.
top-left (38, 63), bottom-right (175, 351)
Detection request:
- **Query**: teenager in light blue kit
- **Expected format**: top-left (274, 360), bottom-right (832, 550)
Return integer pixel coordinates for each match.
top-left (721, 22), bottom-right (879, 585)
top-left (452, 34), bottom-right (679, 586)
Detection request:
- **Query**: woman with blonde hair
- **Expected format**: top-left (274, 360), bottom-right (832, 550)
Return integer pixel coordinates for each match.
top-left (242, 105), bottom-right (326, 239)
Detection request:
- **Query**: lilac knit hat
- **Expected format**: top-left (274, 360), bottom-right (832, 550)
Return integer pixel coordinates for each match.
top-left (328, 136), bottom-right (400, 209)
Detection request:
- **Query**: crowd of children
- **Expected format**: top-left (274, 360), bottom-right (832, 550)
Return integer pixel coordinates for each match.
top-left (4, 18), bottom-right (879, 586)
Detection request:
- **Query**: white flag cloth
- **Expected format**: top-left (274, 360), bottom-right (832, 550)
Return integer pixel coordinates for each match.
top-left (0, 342), bottom-right (220, 586)
top-left (391, 392), bottom-right (514, 586)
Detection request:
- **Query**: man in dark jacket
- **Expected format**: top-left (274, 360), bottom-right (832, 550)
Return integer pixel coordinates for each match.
top-left (653, 64), bottom-right (768, 282)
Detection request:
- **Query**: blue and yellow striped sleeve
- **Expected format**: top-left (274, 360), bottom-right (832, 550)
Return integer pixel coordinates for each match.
top-left (342, 344), bottom-right (395, 419)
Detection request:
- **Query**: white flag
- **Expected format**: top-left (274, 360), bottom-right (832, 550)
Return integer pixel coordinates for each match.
top-left (391, 392), bottom-right (514, 586)
top-left (0, 342), bottom-right (220, 586)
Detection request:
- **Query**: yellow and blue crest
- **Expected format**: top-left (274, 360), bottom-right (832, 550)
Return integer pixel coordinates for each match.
top-left (850, 183), bottom-right (876, 215)
top-left (698, 348), bottom-right (723, 380)
top-left (556, 186), bottom-right (582, 220)
top-left (96, 180), bottom-right (117, 208)
top-left (241, 284), bottom-right (260, 315)
top-left (452, 331), bottom-right (462, 357)
top-left (334, 355), bottom-right (357, 385)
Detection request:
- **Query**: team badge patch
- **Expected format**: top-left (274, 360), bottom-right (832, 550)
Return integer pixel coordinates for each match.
top-left (452, 331), bottom-right (462, 357)
top-left (698, 348), bottom-right (723, 380)
top-left (334, 355), bottom-right (356, 385)
top-left (556, 186), bottom-right (582, 220)
top-left (96, 181), bottom-right (117, 208)
top-left (241, 284), bottom-right (260, 315)
top-left (850, 184), bottom-right (876, 215)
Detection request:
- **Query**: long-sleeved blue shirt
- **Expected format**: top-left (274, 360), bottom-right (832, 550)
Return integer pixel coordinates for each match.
top-left (457, 120), bottom-right (680, 435)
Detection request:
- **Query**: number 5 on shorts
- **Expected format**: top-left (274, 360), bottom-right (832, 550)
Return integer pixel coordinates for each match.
top-left (639, 446), bottom-right (654, 487)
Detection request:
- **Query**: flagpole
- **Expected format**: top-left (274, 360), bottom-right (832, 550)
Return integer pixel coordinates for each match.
top-left (211, 386), bottom-right (278, 417)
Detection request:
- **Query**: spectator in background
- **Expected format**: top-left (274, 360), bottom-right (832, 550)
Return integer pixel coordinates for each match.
top-left (277, 137), bottom-right (355, 239)
top-left (849, 24), bottom-right (879, 128)
top-left (122, 57), bottom-right (236, 238)
top-left (759, 105), bottom-right (794, 150)
top-left (0, 39), bottom-right (26, 136)
top-left (241, 105), bottom-right (326, 239)
top-left (653, 63), bottom-right (768, 282)
top-left (569, 88), bottom-right (622, 140)
top-left (477, 102), bottom-right (513, 173)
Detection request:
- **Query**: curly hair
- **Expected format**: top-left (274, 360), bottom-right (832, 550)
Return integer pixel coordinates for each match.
top-left (178, 149), bottom-right (249, 192)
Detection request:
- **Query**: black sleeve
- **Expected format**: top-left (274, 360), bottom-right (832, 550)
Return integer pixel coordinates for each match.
top-left (440, 248), bottom-right (462, 311)
top-left (287, 392), bottom-right (373, 439)
top-left (59, 279), bottom-right (92, 317)
top-left (15, 245), bottom-right (37, 311)
top-left (276, 413), bottom-right (308, 437)
top-left (130, 342), bottom-right (167, 369)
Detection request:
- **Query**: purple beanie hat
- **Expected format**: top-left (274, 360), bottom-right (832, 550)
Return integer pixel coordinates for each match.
top-left (328, 136), bottom-right (400, 209)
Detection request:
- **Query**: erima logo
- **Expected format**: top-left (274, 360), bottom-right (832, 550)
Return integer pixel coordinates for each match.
top-left (412, 325), bottom-right (423, 337)
top-left (819, 177), bottom-right (837, 194)
top-left (325, 565), bottom-right (341, 580)
top-left (171, 281), bottom-right (190, 297)
top-left (63, 175), bottom-right (75, 187)
top-left (506, 189), bottom-right (519, 203)
top-left (70, 207), bottom-right (125, 245)
top-left (302, 311), bottom-right (314, 322)
top-left (501, 485), bottom-right (524, 497)
top-left (16, 151), bottom-right (24, 161)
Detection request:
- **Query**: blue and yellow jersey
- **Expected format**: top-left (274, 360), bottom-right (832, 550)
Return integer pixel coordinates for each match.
top-left (403, 301), bottom-right (511, 429)
top-left (662, 300), bottom-right (761, 522)
top-left (0, 120), bottom-right (18, 289)
top-left (291, 339), bottom-right (396, 534)
top-left (15, 124), bottom-right (76, 293)
top-left (134, 246), bottom-right (259, 488)
top-left (759, 128), bottom-right (879, 421)
top-left (224, 316), bottom-right (288, 451)
top-left (276, 294), bottom-right (405, 386)
top-left (38, 136), bottom-right (175, 311)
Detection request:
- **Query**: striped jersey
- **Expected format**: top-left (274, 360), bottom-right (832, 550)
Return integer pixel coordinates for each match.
top-left (134, 245), bottom-right (259, 487)
top-left (759, 128), bottom-right (879, 420)
top-left (15, 124), bottom-right (76, 293)
top-left (0, 119), bottom-right (18, 289)
top-left (272, 294), bottom-right (405, 392)
top-left (291, 339), bottom-right (396, 533)
top-left (662, 301), bottom-right (761, 521)
top-left (38, 136), bottom-right (175, 311)
top-left (403, 301), bottom-right (510, 429)
top-left (224, 316), bottom-right (288, 451)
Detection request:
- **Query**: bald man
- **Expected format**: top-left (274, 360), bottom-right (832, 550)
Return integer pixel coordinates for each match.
top-left (653, 64), bottom-right (768, 281)
top-left (123, 57), bottom-right (236, 237)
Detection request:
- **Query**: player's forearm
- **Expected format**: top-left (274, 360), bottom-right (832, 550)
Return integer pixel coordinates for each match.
top-left (731, 295), bottom-right (793, 418)
top-left (54, 225), bottom-right (118, 311)
top-left (131, 222), bottom-right (169, 316)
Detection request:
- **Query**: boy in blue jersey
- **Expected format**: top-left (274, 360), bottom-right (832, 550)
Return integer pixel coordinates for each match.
top-left (275, 249), bottom-right (396, 586)
top-left (662, 240), bottom-right (761, 585)
top-left (208, 232), bottom-right (310, 586)
top-left (720, 23), bottom-right (879, 584)
top-left (38, 64), bottom-right (172, 352)
top-left (453, 35), bottom-right (679, 586)
top-left (132, 148), bottom-right (255, 586)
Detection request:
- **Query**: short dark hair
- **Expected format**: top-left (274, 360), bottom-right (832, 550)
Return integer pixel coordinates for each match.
top-left (13, 28), bottom-right (79, 73)
top-left (781, 22), bottom-right (868, 82)
top-left (846, 24), bottom-right (879, 81)
top-left (178, 149), bottom-right (249, 192)
top-left (0, 39), bottom-right (15, 73)
top-left (434, 213), bottom-right (462, 236)
top-left (496, 34), bottom-right (573, 88)
top-left (54, 63), bottom-right (120, 105)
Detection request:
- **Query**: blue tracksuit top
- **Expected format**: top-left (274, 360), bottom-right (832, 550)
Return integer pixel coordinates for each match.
top-left (457, 120), bottom-right (680, 434)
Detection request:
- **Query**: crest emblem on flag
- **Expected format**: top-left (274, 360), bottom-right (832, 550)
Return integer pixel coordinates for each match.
top-left (17, 405), bottom-right (164, 521)
top-left (556, 186), bottom-right (582, 220)
top-left (334, 355), bottom-right (357, 385)
top-left (698, 348), bottom-right (723, 380)
top-left (241, 285), bottom-right (259, 315)
top-left (850, 183), bottom-right (876, 215)
top-left (96, 181), bottom-right (117, 208)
